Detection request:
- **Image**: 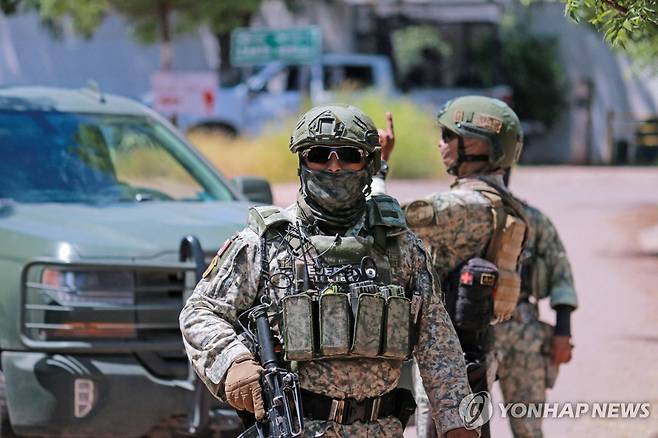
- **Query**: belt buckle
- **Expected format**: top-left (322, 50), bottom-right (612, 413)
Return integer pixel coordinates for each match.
top-left (329, 399), bottom-right (346, 423)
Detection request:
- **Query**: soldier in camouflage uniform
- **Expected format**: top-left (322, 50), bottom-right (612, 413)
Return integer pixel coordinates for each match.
top-left (493, 177), bottom-right (578, 438)
top-left (374, 97), bottom-right (531, 438)
top-left (180, 104), bottom-right (475, 438)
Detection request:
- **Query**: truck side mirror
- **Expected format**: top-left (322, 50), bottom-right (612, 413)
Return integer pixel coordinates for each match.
top-left (231, 176), bottom-right (273, 205)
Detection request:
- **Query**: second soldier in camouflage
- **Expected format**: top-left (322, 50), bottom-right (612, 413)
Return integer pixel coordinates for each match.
top-left (374, 97), bottom-right (530, 438)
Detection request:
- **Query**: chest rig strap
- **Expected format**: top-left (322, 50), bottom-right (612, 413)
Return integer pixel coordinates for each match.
top-left (248, 205), bottom-right (294, 294)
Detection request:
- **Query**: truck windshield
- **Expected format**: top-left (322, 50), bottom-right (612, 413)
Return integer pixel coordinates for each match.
top-left (0, 110), bottom-right (234, 203)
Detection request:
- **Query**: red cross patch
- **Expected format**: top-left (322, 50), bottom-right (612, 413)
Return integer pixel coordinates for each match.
top-left (460, 271), bottom-right (474, 285)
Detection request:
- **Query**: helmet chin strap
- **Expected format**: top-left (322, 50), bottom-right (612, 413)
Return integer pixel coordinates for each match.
top-left (451, 135), bottom-right (490, 176)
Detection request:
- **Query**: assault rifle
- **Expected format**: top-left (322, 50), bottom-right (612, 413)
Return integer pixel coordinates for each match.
top-left (238, 304), bottom-right (304, 438)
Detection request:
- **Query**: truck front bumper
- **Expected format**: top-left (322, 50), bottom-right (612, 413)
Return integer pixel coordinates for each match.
top-left (1, 351), bottom-right (241, 437)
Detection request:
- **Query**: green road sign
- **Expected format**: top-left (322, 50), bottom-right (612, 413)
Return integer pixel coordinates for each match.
top-left (230, 26), bottom-right (322, 66)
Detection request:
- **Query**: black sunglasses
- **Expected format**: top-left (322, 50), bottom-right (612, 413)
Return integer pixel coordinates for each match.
top-left (441, 129), bottom-right (458, 143)
top-left (302, 146), bottom-right (367, 165)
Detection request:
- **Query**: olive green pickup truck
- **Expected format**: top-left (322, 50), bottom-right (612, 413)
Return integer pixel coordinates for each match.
top-left (0, 86), bottom-right (271, 437)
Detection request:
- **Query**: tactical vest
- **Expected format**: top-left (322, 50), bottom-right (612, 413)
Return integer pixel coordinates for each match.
top-left (247, 195), bottom-right (419, 362)
top-left (405, 178), bottom-right (528, 323)
top-left (459, 178), bottom-right (528, 323)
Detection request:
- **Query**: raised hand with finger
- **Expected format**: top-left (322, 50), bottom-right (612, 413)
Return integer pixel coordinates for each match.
top-left (378, 111), bottom-right (395, 161)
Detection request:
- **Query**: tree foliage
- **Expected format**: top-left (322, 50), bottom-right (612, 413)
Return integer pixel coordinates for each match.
top-left (0, 0), bottom-right (20, 14)
top-left (391, 25), bottom-right (452, 78)
top-left (7, 1), bottom-right (262, 41)
top-left (174, 0), bottom-right (262, 38)
top-left (499, 17), bottom-right (566, 127)
top-left (3, 0), bottom-right (107, 38)
top-left (2, 0), bottom-right (264, 69)
top-left (523, 0), bottom-right (657, 68)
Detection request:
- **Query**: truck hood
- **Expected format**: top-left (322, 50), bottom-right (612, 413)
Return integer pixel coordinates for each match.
top-left (0, 201), bottom-right (253, 260)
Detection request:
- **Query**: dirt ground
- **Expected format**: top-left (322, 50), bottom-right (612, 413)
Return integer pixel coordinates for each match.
top-left (272, 166), bottom-right (658, 438)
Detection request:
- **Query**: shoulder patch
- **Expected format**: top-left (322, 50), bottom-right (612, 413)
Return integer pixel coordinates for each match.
top-left (202, 255), bottom-right (218, 279)
top-left (247, 206), bottom-right (291, 236)
top-left (203, 237), bottom-right (238, 279)
top-left (404, 200), bottom-right (435, 227)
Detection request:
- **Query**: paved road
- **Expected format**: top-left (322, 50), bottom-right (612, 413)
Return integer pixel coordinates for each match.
top-left (272, 166), bottom-right (658, 437)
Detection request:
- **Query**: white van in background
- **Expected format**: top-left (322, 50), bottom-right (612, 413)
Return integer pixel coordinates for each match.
top-left (177, 53), bottom-right (395, 135)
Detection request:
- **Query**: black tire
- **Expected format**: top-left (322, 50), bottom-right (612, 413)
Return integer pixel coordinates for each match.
top-left (0, 371), bottom-right (17, 437)
top-left (189, 123), bottom-right (238, 139)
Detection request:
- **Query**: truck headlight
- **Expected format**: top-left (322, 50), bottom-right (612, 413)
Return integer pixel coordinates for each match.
top-left (42, 268), bottom-right (135, 306)
top-left (40, 268), bottom-right (137, 339)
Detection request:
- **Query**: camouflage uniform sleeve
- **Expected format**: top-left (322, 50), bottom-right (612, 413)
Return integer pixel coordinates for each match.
top-left (406, 190), bottom-right (493, 278)
top-left (406, 232), bottom-right (471, 434)
top-left (534, 210), bottom-right (578, 309)
top-left (179, 227), bottom-right (262, 398)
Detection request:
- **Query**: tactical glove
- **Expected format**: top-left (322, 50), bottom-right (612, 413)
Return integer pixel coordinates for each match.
top-left (224, 354), bottom-right (266, 419)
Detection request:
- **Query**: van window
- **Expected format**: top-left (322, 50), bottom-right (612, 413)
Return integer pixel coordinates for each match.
top-left (266, 66), bottom-right (302, 93)
top-left (323, 65), bottom-right (375, 90)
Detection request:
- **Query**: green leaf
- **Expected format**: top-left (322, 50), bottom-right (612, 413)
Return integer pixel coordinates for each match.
top-left (617, 28), bottom-right (629, 43)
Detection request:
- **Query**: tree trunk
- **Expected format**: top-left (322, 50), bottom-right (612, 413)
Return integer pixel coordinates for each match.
top-left (159, 1), bottom-right (172, 70)
top-left (216, 12), bottom-right (253, 86)
top-left (218, 32), bottom-right (232, 79)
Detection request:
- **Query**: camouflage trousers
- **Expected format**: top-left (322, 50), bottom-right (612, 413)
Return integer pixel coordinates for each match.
top-left (412, 304), bottom-right (554, 438)
top-left (494, 303), bottom-right (554, 438)
top-left (413, 347), bottom-right (547, 438)
top-left (303, 417), bottom-right (404, 437)
top-left (495, 346), bottom-right (546, 438)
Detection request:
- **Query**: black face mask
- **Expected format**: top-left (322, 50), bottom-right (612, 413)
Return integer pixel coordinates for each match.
top-left (298, 165), bottom-right (371, 230)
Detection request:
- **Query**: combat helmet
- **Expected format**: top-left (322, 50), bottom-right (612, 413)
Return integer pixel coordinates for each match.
top-left (437, 96), bottom-right (523, 170)
top-left (290, 104), bottom-right (381, 172)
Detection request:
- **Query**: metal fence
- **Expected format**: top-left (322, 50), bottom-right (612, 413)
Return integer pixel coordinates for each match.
top-left (607, 111), bottom-right (658, 164)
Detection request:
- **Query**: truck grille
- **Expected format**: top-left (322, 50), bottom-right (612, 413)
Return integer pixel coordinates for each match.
top-left (134, 269), bottom-right (188, 378)
top-left (20, 259), bottom-right (196, 379)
